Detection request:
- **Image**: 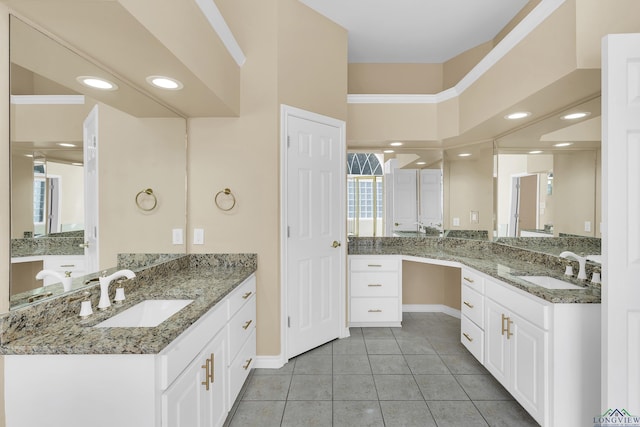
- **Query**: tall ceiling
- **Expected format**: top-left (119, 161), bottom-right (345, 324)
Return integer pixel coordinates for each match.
top-left (299, 0), bottom-right (530, 63)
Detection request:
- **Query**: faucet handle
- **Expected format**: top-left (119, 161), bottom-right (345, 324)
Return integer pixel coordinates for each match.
top-left (113, 279), bottom-right (126, 304)
top-left (564, 265), bottom-right (574, 277)
top-left (79, 292), bottom-right (93, 318)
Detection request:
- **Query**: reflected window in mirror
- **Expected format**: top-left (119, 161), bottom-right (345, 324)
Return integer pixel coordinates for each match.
top-left (347, 153), bottom-right (384, 237)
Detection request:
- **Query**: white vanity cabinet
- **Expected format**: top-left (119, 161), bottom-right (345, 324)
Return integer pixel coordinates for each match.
top-left (460, 268), bottom-right (600, 427)
top-left (42, 255), bottom-right (86, 285)
top-left (5, 274), bottom-right (257, 427)
top-left (348, 256), bottom-right (402, 327)
top-left (460, 268), bottom-right (485, 363)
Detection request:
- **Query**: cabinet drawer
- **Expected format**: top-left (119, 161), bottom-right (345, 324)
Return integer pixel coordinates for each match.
top-left (350, 272), bottom-right (399, 297)
top-left (350, 297), bottom-right (399, 323)
top-left (228, 329), bottom-right (256, 407)
top-left (159, 301), bottom-right (228, 390)
top-left (461, 268), bottom-right (484, 293)
top-left (350, 257), bottom-right (399, 272)
top-left (44, 256), bottom-right (86, 272)
top-left (462, 285), bottom-right (484, 328)
top-left (461, 315), bottom-right (484, 364)
top-left (228, 275), bottom-right (256, 317)
top-left (228, 295), bottom-right (256, 361)
top-left (485, 279), bottom-right (549, 329)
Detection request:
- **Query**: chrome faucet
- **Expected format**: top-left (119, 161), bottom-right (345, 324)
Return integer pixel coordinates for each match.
top-left (559, 251), bottom-right (588, 280)
top-left (97, 270), bottom-right (136, 310)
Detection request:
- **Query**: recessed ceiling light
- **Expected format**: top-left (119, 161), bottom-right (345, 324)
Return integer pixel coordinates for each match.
top-left (383, 149), bottom-right (394, 153)
top-left (554, 142), bottom-right (573, 147)
top-left (416, 161), bottom-right (426, 165)
top-left (529, 150), bottom-right (543, 154)
top-left (77, 76), bottom-right (118, 90)
top-left (561, 112), bottom-right (590, 120)
top-left (57, 143), bottom-right (76, 148)
top-left (458, 153), bottom-right (471, 157)
top-left (389, 142), bottom-right (403, 147)
top-left (146, 76), bottom-right (184, 90)
top-left (505, 111), bottom-right (531, 120)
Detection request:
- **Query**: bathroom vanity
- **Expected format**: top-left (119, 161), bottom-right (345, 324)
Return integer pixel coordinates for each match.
top-left (348, 238), bottom-right (601, 427)
top-left (2, 254), bottom-right (257, 427)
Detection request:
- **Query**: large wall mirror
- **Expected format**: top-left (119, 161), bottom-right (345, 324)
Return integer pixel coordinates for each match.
top-left (494, 96), bottom-right (601, 243)
top-left (9, 15), bottom-right (187, 309)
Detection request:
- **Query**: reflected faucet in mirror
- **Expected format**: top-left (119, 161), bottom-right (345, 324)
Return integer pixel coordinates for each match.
top-left (35, 269), bottom-right (72, 292)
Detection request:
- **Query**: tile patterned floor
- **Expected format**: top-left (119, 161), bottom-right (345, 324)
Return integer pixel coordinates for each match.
top-left (224, 312), bottom-right (540, 426)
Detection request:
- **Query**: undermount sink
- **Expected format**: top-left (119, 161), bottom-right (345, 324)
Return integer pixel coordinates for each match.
top-left (94, 299), bottom-right (194, 328)
top-left (516, 276), bottom-right (584, 290)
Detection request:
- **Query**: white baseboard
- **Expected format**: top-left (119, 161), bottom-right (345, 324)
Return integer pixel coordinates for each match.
top-left (253, 354), bottom-right (287, 370)
top-left (402, 304), bottom-right (461, 319)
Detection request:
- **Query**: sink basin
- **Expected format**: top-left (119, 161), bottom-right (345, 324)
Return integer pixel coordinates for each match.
top-left (94, 299), bottom-right (194, 328)
top-left (516, 276), bottom-right (584, 290)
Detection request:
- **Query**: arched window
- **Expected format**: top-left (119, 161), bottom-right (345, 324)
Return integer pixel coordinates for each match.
top-left (347, 153), bottom-right (383, 176)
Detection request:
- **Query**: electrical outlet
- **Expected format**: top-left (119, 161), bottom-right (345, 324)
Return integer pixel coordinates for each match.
top-left (193, 228), bottom-right (204, 245)
top-left (453, 217), bottom-right (460, 227)
top-left (584, 221), bottom-right (591, 232)
top-left (172, 228), bottom-right (183, 245)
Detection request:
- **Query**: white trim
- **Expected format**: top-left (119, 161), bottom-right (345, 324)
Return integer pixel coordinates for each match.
top-left (347, 0), bottom-right (566, 106)
top-left (10, 95), bottom-right (85, 105)
top-left (253, 354), bottom-right (287, 370)
top-left (403, 304), bottom-right (461, 319)
top-left (194, 0), bottom-right (246, 66)
top-left (280, 104), bottom-right (347, 363)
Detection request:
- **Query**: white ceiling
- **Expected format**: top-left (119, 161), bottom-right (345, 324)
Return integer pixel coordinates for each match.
top-left (299, 0), bottom-right (530, 63)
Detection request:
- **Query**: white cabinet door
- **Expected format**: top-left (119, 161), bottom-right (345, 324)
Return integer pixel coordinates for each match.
top-left (510, 312), bottom-right (546, 424)
top-left (484, 298), bottom-right (510, 388)
top-left (163, 330), bottom-right (227, 427)
top-left (392, 169), bottom-right (417, 231)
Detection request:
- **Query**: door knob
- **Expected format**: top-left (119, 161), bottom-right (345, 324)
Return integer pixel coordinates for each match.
top-left (332, 241), bottom-right (341, 248)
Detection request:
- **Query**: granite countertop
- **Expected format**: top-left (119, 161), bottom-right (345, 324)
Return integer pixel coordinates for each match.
top-left (349, 240), bottom-right (601, 304)
top-left (0, 260), bottom-right (256, 356)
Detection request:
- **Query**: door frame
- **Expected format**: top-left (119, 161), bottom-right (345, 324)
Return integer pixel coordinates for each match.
top-left (279, 104), bottom-right (348, 365)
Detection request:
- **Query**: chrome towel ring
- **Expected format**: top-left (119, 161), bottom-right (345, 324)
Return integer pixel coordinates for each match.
top-left (135, 188), bottom-right (158, 211)
top-left (215, 188), bottom-right (236, 211)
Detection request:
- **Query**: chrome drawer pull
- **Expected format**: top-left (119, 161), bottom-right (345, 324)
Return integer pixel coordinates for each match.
top-left (242, 358), bottom-right (253, 370)
top-left (368, 284), bottom-right (383, 287)
top-left (242, 320), bottom-right (253, 330)
top-left (463, 333), bottom-right (473, 342)
top-left (463, 276), bottom-right (474, 283)
top-left (60, 264), bottom-right (75, 268)
top-left (367, 264), bottom-right (382, 267)
top-left (242, 291), bottom-right (253, 299)
top-left (368, 309), bottom-right (382, 313)
top-left (463, 301), bottom-right (474, 309)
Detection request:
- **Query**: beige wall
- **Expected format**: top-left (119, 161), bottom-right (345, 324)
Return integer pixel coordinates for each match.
top-left (553, 150), bottom-right (598, 237)
top-left (99, 104), bottom-right (186, 269)
top-left (443, 143), bottom-right (493, 233)
top-left (347, 103), bottom-right (439, 143)
top-left (188, 0), bottom-right (346, 357)
top-left (402, 261), bottom-right (461, 310)
top-left (348, 63), bottom-right (443, 94)
top-left (442, 42), bottom-right (492, 90)
top-left (1, 5), bottom-right (9, 426)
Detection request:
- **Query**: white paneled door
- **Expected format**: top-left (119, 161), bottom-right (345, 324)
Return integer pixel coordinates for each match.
top-left (602, 34), bottom-right (640, 414)
top-left (83, 105), bottom-right (99, 273)
top-left (282, 106), bottom-right (346, 359)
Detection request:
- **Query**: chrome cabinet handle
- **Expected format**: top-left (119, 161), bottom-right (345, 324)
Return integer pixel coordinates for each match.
top-left (242, 320), bottom-right (253, 330)
top-left (242, 358), bottom-right (253, 370)
top-left (463, 276), bottom-right (474, 283)
top-left (242, 291), bottom-right (253, 299)
top-left (368, 284), bottom-right (383, 287)
top-left (368, 309), bottom-right (382, 313)
top-left (463, 301), bottom-right (474, 308)
top-left (463, 333), bottom-right (473, 342)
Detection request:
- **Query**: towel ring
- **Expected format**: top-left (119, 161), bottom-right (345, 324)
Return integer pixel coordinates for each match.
top-left (215, 188), bottom-right (236, 211)
top-left (135, 188), bottom-right (158, 211)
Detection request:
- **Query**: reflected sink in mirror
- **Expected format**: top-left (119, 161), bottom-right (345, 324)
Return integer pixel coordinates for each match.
top-left (94, 299), bottom-right (193, 328)
top-left (516, 276), bottom-right (585, 290)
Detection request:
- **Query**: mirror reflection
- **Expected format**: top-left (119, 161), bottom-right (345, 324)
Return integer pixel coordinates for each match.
top-left (9, 15), bottom-right (187, 309)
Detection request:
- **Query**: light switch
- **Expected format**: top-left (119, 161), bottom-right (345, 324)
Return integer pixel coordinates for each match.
top-left (470, 211), bottom-right (479, 224)
top-left (453, 217), bottom-right (460, 227)
top-left (172, 228), bottom-right (183, 245)
top-left (584, 221), bottom-right (591, 232)
top-left (193, 228), bottom-right (204, 245)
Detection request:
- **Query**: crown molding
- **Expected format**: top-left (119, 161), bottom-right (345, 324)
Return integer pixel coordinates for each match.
top-left (195, 0), bottom-right (246, 66)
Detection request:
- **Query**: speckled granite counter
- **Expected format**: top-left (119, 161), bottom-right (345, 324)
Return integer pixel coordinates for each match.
top-left (11, 237), bottom-right (85, 258)
top-left (0, 253), bottom-right (257, 355)
top-left (349, 237), bottom-right (600, 304)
